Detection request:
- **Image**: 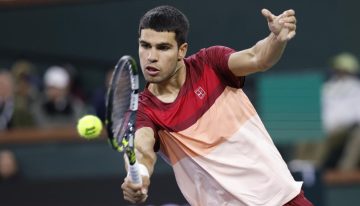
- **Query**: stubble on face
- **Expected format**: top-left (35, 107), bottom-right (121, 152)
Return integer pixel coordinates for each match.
top-left (138, 29), bottom-right (182, 84)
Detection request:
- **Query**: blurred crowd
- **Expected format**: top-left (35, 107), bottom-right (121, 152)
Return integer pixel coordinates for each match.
top-left (0, 59), bottom-right (111, 182)
top-left (0, 60), bottom-right (89, 130)
top-left (317, 52), bottom-right (360, 171)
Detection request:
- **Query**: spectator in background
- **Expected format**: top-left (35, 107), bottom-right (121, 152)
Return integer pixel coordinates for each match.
top-left (319, 52), bottom-right (360, 170)
top-left (63, 63), bottom-right (87, 102)
top-left (10, 60), bottom-right (39, 128)
top-left (32, 65), bottom-right (85, 128)
top-left (0, 71), bottom-right (20, 183)
top-left (0, 70), bottom-right (14, 130)
top-left (0, 150), bottom-right (19, 182)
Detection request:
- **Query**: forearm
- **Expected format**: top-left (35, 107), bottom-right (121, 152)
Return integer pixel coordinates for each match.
top-left (252, 32), bottom-right (287, 71)
top-left (228, 33), bottom-right (288, 76)
top-left (135, 146), bottom-right (157, 176)
top-left (229, 9), bottom-right (296, 76)
top-left (129, 127), bottom-right (157, 176)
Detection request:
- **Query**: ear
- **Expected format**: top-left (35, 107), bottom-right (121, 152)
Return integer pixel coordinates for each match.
top-left (178, 43), bottom-right (188, 61)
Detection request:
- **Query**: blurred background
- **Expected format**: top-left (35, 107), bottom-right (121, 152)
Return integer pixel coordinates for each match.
top-left (0, 0), bottom-right (360, 205)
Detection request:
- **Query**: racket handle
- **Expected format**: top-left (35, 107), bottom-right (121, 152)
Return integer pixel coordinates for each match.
top-left (128, 161), bottom-right (142, 185)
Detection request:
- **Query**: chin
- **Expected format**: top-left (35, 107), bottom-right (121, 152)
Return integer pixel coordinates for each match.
top-left (146, 77), bottom-right (166, 84)
top-left (144, 76), bottom-right (158, 83)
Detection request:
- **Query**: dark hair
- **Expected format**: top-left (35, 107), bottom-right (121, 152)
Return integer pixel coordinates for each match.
top-left (138, 5), bottom-right (189, 46)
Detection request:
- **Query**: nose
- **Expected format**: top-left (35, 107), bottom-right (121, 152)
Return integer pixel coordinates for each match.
top-left (147, 49), bottom-right (158, 63)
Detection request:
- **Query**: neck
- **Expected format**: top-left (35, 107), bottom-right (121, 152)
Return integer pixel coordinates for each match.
top-left (149, 60), bottom-right (186, 103)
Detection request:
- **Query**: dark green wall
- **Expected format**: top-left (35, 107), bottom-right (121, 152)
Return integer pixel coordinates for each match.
top-left (1, 0), bottom-right (359, 71)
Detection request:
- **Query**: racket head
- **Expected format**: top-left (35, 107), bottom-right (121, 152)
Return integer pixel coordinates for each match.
top-left (105, 55), bottom-right (139, 153)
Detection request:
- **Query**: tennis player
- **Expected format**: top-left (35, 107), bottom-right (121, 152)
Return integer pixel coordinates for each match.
top-left (121, 5), bottom-right (313, 206)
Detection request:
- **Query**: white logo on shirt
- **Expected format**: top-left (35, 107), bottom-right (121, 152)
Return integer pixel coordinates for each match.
top-left (194, 86), bottom-right (206, 99)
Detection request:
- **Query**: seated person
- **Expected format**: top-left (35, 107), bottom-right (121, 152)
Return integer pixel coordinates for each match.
top-left (32, 66), bottom-right (85, 128)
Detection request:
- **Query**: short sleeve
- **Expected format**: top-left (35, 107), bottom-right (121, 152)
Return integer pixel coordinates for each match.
top-left (136, 109), bottom-right (156, 132)
top-left (203, 46), bottom-right (245, 88)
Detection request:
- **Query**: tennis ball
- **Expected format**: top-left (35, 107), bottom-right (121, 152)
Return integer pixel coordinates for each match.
top-left (77, 115), bottom-right (103, 139)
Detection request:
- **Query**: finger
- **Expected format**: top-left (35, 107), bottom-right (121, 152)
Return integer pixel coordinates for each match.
top-left (124, 190), bottom-right (147, 204)
top-left (261, 8), bottom-right (275, 22)
top-left (141, 187), bottom-right (148, 195)
top-left (123, 189), bottom-right (146, 203)
top-left (141, 175), bottom-right (150, 195)
top-left (279, 16), bottom-right (297, 24)
top-left (277, 28), bottom-right (290, 42)
top-left (287, 31), bottom-right (296, 40)
top-left (122, 180), bottom-right (145, 204)
top-left (140, 194), bottom-right (148, 203)
top-left (121, 181), bottom-right (142, 197)
top-left (284, 23), bottom-right (296, 31)
top-left (123, 187), bottom-right (142, 197)
top-left (284, 9), bottom-right (295, 16)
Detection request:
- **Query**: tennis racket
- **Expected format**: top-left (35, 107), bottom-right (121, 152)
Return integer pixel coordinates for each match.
top-left (105, 55), bottom-right (141, 185)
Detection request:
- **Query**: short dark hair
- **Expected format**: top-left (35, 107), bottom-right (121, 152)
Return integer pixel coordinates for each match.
top-left (138, 5), bottom-right (189, 46)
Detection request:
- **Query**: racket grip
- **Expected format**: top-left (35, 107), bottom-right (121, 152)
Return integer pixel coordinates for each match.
top-left (128, 161), bottom-right (142, 185)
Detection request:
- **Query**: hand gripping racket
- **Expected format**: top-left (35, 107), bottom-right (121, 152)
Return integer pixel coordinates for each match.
top-left (105, 55), bottom-right (141, 184)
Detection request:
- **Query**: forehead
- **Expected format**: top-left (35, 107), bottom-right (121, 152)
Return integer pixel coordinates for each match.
top-left (139, 29), bottom-right (177, 44)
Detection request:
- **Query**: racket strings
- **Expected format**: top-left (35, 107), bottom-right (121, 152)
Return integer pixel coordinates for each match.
top-left (106, 56), bottom-right (139, 152)
top-left (112, 64), bottom-right (133, 145)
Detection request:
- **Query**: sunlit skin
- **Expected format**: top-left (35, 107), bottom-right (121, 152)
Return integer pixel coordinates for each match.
top-left (138, 29), bottom-right (188, 102)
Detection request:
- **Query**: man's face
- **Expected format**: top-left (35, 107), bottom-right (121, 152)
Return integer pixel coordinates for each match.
top-left (138, 29), bottom-right (187, 84)
top-left (45, 86), bottom-right (68, 102)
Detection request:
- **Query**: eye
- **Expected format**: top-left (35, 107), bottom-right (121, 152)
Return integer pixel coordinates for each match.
top-left (140, 43), bottom-right (151, 49)
top-left (157, 45), bottom-right (171, 51)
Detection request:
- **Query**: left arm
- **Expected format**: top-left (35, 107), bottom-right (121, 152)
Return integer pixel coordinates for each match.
top-left (228, 9), bottom-right (297, 76)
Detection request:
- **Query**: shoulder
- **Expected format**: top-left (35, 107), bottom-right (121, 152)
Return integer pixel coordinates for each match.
top-left (138, 89), bottom-right (161, 111)
top-left (186, 46), bottom-right (235, 61)
top-left (184, 46), bottom-right (236, 74)
top-left (139, 89), bottom-right (153, 105)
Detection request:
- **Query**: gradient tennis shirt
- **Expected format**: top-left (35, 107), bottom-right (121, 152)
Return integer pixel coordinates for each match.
top-left (137, 46), bottom-right (302, 206)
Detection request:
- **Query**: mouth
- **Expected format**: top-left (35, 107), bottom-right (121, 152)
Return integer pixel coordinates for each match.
top-left (145, 66), bottom-right (160, 76)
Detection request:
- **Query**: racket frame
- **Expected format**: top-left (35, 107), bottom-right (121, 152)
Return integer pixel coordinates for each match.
top-left (105, 55), bottom-right (142, 184)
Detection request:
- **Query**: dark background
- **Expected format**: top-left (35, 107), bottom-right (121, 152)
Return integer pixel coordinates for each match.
top-left (0, 0), bottom-right (359, 93)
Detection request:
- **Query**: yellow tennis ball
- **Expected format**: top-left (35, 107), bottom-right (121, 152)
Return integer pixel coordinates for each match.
top-left (77, 115), bottom-right (103, 139)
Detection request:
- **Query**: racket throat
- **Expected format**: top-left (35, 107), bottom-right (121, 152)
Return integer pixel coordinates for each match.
top-left (126, 148), bottom-right (137, 165)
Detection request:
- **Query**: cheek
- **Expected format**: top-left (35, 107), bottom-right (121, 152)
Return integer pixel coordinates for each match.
top-left (138, 51), bottom-right (145, 66)
top-left (138, 49), bottom-right (147, 62)
top-left (161, 50), bottom-right (178, 63)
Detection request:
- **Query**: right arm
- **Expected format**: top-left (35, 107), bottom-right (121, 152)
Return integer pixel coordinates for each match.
top-left (228, 9), bottom-right (296, 76)
top-left (121, 127), bottom-right (157, 204)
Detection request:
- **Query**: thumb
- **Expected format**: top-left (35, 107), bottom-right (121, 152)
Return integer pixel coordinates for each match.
top-left (141, 175), bottom-right (150, 194)
top-left (261, 8), bottom-right (274, 22)
top-left (141, 187), bottom-right (148, 194)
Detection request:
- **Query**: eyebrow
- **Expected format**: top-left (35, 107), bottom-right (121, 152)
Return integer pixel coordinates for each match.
top-left (139, 40), bottom-right (173, 47)
top-left (139, 40), bottom-right (149, 44)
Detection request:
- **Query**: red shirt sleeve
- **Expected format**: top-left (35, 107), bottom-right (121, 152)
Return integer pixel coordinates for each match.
top-left (202, 46), bottom-right (245, 88)
top-left (136, 101), bottom-right (157, 132)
